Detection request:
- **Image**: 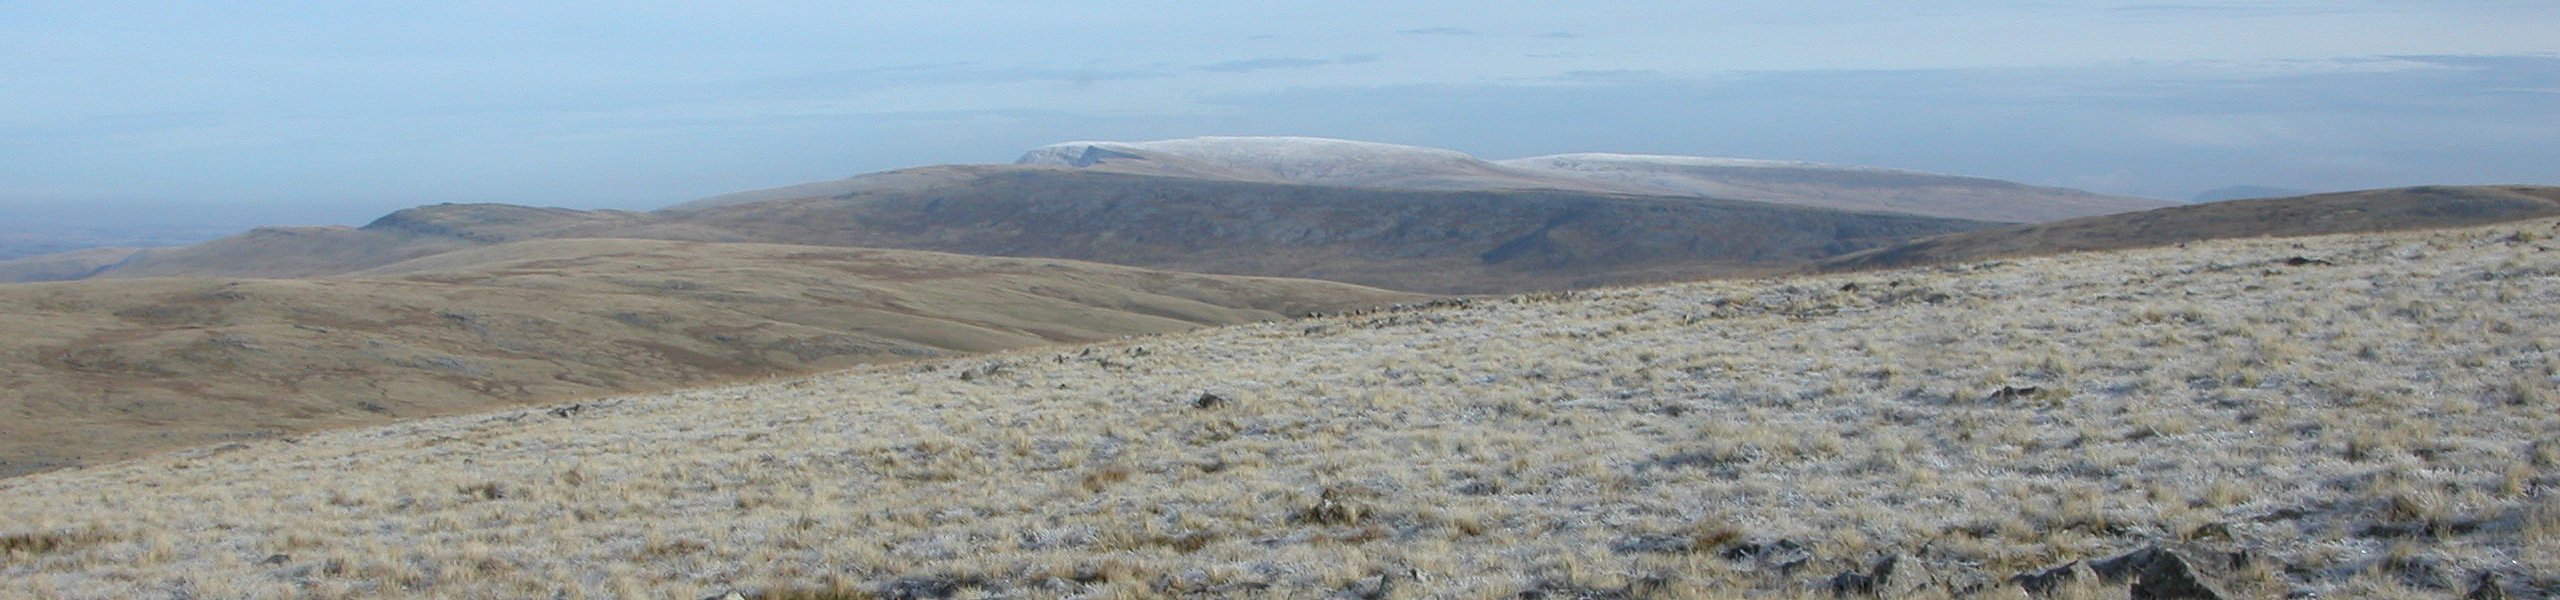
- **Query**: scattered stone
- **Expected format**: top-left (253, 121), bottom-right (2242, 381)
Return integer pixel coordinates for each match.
top-left (1611, 534), bottom-right (1694, 555)
top-left (1193, 392), bottom-right (1228, 409)
top-left (1515, 577), bottom-right (1644, 600)
top-left (1827, 555), bottom-right (1930, 598)
top-left (878, 575), bottom-right (983, 600)
top-left (2185, 522), bottom-right (2232, 542)
top-left (549, 404), bottom-right (584, 418)
top-left (1987, 385), bottom-right (2042, 402)
top-left (1345, 569), bottom-right (1429, 600)
top-left (2467, 572), bottom-right (2510, 600)
top-left (1300, 489), bottom-right (1367, 526)
top-left (1721, 539), bottom-right (1812, 575)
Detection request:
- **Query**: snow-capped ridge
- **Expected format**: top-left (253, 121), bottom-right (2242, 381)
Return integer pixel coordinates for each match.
top-left (673, 135), bottom-right (2174, 223)
top-left (1017, 136), bottom-right (1511, 188)
top-left (1503, 153), bottom-right (1921, 175)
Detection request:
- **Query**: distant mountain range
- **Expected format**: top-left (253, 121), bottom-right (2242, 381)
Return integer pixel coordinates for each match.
top-left (685, 136), bottom-right (2173, 223)
top-left (2192, 184), bottom-right (2318, 203)
top-left (17, 137), bottom-right (2182, 292)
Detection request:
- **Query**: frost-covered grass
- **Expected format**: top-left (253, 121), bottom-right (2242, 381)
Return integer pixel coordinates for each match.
top-left (4, 220), bottom-right (2558, 599)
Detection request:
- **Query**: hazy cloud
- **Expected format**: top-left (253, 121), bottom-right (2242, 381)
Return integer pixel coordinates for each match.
top-left (1195, 55), bottom-right (2560, 199)
top-left (1552, 70), bottom-right (1664, 83)
top-left (0, 2), bottom-right (2553, 231)
top-left (1201, 58), bottom-right (1336, 73)
top-left (1200, 55), bottom-right (1377, 73)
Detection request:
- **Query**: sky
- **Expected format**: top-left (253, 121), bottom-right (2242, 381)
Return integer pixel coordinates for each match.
top-left (2, 1), bottom-right (2556, 233)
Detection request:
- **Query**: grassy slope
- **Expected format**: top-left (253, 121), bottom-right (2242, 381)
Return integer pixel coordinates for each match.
top-left (4, 220), bottom-right (2556, 598)
top-left (1813, 185), bottom-right (2560, 273)
top-left (0, 239), bottom-right (1420, 478)
top-left (1494, 156), bottom-right (2175, 223)
top-left (48, 206), bottom-right (741, 281)
top-left (673, 169), bottom-right (1994, 294)
top-left (0, 247), bottom-right (144, 282)
top-left (1, 173), bottom-right (1997, 294)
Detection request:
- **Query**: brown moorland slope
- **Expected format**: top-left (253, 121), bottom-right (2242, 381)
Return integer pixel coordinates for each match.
top-left (1813, 185), bottom-right (2560, 272)
top-left (2, 218), bottom-right (2554, 598)
top-left (0, 239), bottom-right (1418, 477)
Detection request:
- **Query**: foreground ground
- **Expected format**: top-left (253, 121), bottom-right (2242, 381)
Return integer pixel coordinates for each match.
top-left (4, 219), bottom-right (2557, 598)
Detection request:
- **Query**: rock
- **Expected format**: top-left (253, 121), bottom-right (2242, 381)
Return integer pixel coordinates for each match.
top-left (1193, 392), bottom-right (1228, 409)
top-left (1721, 538), bottom-right (1812, 575)
top-left (2087, 544), bottom-right (2246, 600)
top-left (2009, 560), bottom-right (2090, 597)
top-left (1987, 385), bottom-right (2041, 402)
top-left (1827, 555), bottom-right (1931, 598)
top-left (2465, 572), bottom-right (2509, 600)
top-left (880, 575), bottom-right (981, 599)
top-left (260, 553), bottom-right (290, 566)
top-left (1610, 534), bottom-right (1696, 555)
top-left (2128, 548), bottom-right (2225, 600)
top-left (2090, 546), bottom-right (2162, 583)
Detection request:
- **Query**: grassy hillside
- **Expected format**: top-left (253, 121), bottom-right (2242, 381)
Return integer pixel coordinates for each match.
top-left (38, 206), bottom-right (739, 282)
top-left (4, 219), bottom-right (2554, 598)
top-left (672, 169), bottom-right (1994, 293)
top-left (1497, 154), bottom-right (2174, 223)
top-left (0, 239), bottom-right (1418, 478)
top-left (0, 247), bottom-right (143, 282)
top-left (2, 173), bottom-right (1995, 293)
top-left (1814, 185), bottom-right (2560, 273)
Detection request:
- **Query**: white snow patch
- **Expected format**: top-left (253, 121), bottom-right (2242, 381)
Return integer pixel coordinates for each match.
top-left (1502, 153), bottom-right (1922, 175)
top-left (1018, 136), bottom-right (1521, 188)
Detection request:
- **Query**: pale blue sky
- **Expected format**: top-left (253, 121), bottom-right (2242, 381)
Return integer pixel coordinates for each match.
top-left (2, 1), bottom-right (2555, 230)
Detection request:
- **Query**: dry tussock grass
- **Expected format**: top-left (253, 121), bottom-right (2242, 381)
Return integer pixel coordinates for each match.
top-left (4, 220), bottom-right (2559, 598)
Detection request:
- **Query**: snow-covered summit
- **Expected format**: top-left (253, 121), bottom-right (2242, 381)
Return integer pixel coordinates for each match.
top-left (1016, 136), bottom-right (1556, 191)
top-left (669, 136), bottom-right (2171, 223)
